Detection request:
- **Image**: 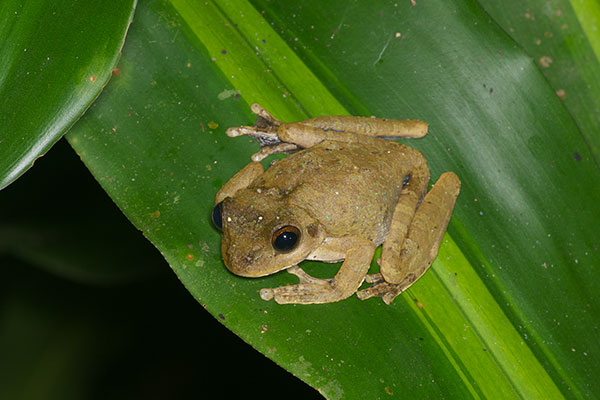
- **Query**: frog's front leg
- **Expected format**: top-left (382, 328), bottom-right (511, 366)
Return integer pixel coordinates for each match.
top-left (260, 238), bottom-right (375, 304)
top-left (215, 161), bottom-right (264, 204)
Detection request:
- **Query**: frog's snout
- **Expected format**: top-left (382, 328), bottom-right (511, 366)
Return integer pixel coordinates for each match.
top-left (223, 246), bottom-right (262, 277)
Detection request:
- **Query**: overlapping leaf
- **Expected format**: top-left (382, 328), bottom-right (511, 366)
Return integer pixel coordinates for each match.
top-left (0, 0), bottom-right (136, 189)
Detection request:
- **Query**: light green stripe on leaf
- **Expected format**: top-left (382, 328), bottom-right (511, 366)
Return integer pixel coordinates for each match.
top-left (170, 0), bottom-right (346, 119)
top-left (414, 235), bottom-right (565, 399)
top-left (570, 0), bottom-right (600, 63)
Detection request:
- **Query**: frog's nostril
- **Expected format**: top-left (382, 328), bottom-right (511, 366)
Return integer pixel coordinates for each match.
top-left (226, 250), bottom-right (260, 277)
top-left (239, 250), bottom-right (259, 268)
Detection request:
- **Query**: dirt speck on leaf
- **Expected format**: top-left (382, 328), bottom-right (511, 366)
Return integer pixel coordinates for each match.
top-left (539, 56), bottom-right (553, 68)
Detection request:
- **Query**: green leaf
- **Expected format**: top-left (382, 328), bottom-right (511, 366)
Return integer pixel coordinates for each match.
top-left (66, 0), bottom-right (600, 398)
top-left (0, 0), bottom-right (137, 189)
top-left (477, 0), bottom-right (600, 163)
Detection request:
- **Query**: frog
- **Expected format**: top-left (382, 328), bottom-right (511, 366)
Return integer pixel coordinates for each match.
top-left (212, 104), bottom-right (460, 305)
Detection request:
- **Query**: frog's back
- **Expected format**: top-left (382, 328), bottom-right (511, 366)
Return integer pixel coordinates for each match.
top-left (249, 140), bottom-right (426, 244)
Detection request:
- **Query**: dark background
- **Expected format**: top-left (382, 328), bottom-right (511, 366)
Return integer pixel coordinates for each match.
top-left (0, 139), bottom-right (320, 399)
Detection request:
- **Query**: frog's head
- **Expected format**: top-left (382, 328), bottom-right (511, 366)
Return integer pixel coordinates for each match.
top-left (212, 189), bottom-right (326, 277)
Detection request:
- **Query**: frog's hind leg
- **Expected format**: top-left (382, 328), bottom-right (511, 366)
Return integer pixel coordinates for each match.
top-left (355, 165), bottom-right (429, 302)
top-left (358, 172), bottom-right (461, 304)
top-left (228, 104), bottom-right (428, 158)
top-left (277, 115), bottom-right (428, 149)
top-left (243, 103), bottom-right (428, 140)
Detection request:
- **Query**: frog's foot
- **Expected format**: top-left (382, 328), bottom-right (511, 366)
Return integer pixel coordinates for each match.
top-left (227, 104), bottom-right (301, 159)
top-left (226, 104), bottom-right (281, 146)
top-left (356, 273), bottom-right (405, 305)
top-left (260, 266), bottom-right (342, 304)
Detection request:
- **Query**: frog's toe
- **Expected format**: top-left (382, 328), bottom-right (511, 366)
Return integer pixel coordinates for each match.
top-left (356, 281), bottom-right (403, 304)
top-left (251, 143), bottom-right (299, 162)
top-left (260, 288), bottom-right (274, 301)
top-left (226, 126), bottom-right (255, 137)
top-left (381, 286), bottom-right (403, 305)
top-left (250, 103), bottom-right (279, 124)
top-left (287, 265), bottom-right (331, 285)
top-left (356, 283), bottom-right (387, 301)
top-left (364, 273), bottom-right (385, 284)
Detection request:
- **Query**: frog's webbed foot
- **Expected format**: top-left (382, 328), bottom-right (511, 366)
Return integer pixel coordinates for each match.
top-left (226, 104), bottom-right (281, 147)
top-left (226, 104), bottom-right (300, 161)
top-left (356, 273), bottom-right (409, 305)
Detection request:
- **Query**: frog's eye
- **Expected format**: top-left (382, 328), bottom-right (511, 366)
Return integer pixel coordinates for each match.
top-left (212, 202), bottom-right (223, 230)
top-left (271, 225), bottom-right (301, 252)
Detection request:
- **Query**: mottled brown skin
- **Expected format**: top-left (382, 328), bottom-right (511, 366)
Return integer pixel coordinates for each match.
top-left (214, 104), bottom-right (460, 304)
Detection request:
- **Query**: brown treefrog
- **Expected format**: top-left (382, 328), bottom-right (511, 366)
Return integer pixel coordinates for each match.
top-left (212, 104), bottom-right (460, 304)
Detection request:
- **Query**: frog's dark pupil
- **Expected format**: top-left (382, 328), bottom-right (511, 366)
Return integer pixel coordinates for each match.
top-left (273, 229), bottom-right (299, 251)
top-left (212, 202), bottom-right (223, 230)
top-left (402, 174), bottom-right (411, 186)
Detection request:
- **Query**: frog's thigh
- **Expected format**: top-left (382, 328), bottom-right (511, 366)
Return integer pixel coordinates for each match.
top-left (215, 162), bottom-right (263, 204)
top-left (262, 237), bottom-right (375, 304)
top-left (381, 172), bottom-right (461, 286)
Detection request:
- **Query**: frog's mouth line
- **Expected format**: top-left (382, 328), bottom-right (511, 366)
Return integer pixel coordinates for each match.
top-left (224, 241), bottom-right (319, 279)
